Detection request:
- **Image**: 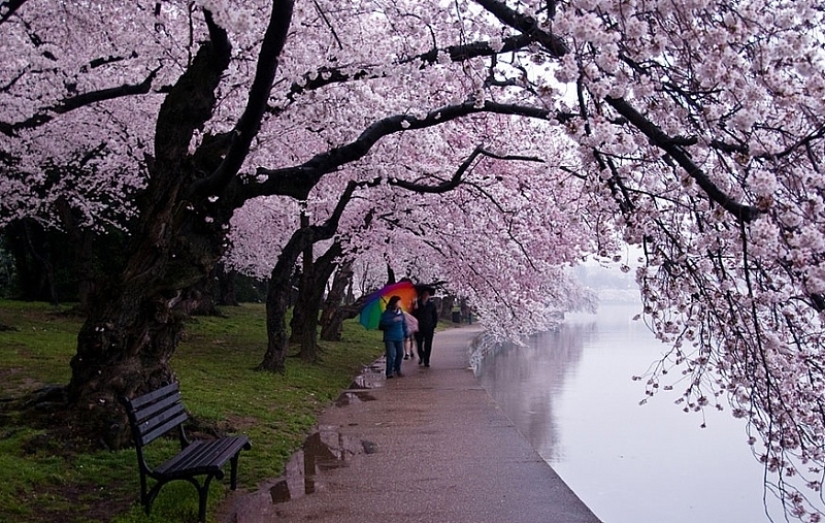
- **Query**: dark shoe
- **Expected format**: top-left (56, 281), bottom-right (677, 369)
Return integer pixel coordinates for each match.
top-left (424, 363), bottom-right (430, 367)
top-left (386, 374), bottom-right (394, 379)
top-left (403, 355), bottom-right (409, 360)
top-left (418, 360), bottom-right (423, 365)
top-left (396, 371), bottom-right (403, 377)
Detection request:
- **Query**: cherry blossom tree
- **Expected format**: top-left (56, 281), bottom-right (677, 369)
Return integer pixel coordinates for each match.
top-left (228, 129), bottom-right (595, 370)
top-left (3, 0), bottom-right (825, 518)
top-left (466, 0), bottom-right (825, 519)
top-left (1, 0), bottom-right (587, 442)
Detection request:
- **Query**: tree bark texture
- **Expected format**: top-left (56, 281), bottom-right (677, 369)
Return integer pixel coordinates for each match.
top-left (288, 222), bottom-right (313, 343)
top-left (320, 259), bottom-right (354, 341)
top-left (295, 242), bottom-right (341, 361)
top-left (65, 23), bottom-right (235, 447)
top-left (259, 229), bottom-right (314, 372)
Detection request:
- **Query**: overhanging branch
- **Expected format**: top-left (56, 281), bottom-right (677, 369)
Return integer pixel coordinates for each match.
top-left (0, 67), bottom-right (161, 137)
top-left (274, 34), bottom-right (536, 111)
top-left (0, 0), bottom-right (28, 27)
top-left (244, 100), bottom-right (560, 202)
top-left (391, 145), bottom-right (543, 194)
top-left (187, 0), bottom-right (295, 199)
top-left (473, 0), bottom-right (568, 56)
top-left (606, 96), bottom-right (760, 222)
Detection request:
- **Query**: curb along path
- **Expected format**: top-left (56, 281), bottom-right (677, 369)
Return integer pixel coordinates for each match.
top-left (220, 326), bottom-right (602, 523)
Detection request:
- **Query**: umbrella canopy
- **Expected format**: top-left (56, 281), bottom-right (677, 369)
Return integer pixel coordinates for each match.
top-left (359, 281), bottom-right (418, 330)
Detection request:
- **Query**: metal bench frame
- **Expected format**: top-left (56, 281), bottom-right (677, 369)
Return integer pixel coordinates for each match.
top-left (120, 382), bottom-right (251, 522)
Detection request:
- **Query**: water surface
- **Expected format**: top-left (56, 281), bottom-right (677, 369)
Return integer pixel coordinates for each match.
top-left (478, 302), bottom-right (781, 523)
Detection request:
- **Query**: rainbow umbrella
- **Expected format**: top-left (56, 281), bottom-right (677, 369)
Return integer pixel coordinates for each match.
top-left (358, 281), bottom-right (418, 330)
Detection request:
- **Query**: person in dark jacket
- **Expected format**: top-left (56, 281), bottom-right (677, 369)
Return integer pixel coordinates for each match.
top-left (379, 295), bottom-right (408, 378)
top-left (412, 288), bottom-right (438, 367)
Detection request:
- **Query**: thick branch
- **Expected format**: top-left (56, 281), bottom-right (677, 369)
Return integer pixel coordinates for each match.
top-left (0, 0), bottom-right (27, 26)
top-left (473, 0), bottom-right (568, 56)
top-left (245, 100), bottom-right (561, 202)
top-left (605, 96), bottom-right (760, 222)
top-left (0, 67), bottom-right (160, 137)
top-left (188, 0), bottom-right (294, 199)
top-left (153, 10), bottom-right (231, 167)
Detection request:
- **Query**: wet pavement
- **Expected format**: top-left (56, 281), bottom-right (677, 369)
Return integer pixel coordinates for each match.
top-left (218, 326), bottom-right (602, 523)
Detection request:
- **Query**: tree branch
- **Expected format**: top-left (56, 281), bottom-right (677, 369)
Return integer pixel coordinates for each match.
top-left (152, 9), bottom-right (231, 167)
top-left (391, 145), bottom-right (543, 194)
top-left (273, 34), bottom-right (536, 110)
top-left (473, 0), bottom-right (568, 56)
top-left (0, 67), bottom-right (161, 137)
top-left (187, 0), bottom-right (295, 199)
top-left (244, 100), bottom-right (560, 202)
top-left (472, 0), bottom-right (760, 223)
top-left (0, 0), bottom-right (27, 27)
top-left (605, 96), bottom-right (760, 222)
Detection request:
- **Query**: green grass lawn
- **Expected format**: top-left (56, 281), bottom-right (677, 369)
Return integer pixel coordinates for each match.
top-left (0, 301), bottom-right (385, 523)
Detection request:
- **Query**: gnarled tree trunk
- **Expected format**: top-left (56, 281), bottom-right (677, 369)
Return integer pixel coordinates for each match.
top-left (65, 19), bottom-right (235, 448)
top-left (259, 228), bottom-right (314, 372)
top-left (320, 259), bottom-right (354, 341)
top-left (295, 242), bottom-right (341, 361)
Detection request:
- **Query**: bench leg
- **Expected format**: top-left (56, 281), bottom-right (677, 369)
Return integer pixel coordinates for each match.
top-left (196, 475), bottom-right (215, 523)
top-left (230, 454), bottom-right (240, 490)
top-left (143, 479), bottom-right (167, 516)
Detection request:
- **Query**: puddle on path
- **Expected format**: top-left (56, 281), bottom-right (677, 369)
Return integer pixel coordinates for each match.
top-left (268, 360), bottom-right (382, 504)
top-left (268, 426), bottom-right (365, 503)
top-left (348, 359), bottom-right (385, 390)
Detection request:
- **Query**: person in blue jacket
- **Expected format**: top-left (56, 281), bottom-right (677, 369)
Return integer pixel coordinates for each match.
top-left (380, 295), bottom-right (408, 378)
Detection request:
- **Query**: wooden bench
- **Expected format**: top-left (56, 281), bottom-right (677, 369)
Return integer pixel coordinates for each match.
top-left (120, 382), bottom-right (251, 522)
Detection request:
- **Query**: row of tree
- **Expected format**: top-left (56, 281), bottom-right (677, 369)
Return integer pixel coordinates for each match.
top-left (3, 1), bottom-right (825, 519)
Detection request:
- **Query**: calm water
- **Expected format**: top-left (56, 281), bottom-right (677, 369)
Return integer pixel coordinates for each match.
top-left (477, 302), bottom-right (782, 523)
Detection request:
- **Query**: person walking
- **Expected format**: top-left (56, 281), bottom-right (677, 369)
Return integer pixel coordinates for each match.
top-left (413, 288), bottom-right (439, 367)
top-left (402, 310), bottom-right (418, 360)
top-left (379, 295), bottom-right (408, 378)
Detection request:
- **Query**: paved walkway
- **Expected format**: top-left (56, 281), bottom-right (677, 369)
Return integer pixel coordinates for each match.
top-left (219, 326), bottom-right (602, 523)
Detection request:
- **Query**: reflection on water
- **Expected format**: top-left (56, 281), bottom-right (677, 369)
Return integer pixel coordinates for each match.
top-left (268, 425), bottom-right (363, 503)
top-left (478, 302), bottom-right (780, 523)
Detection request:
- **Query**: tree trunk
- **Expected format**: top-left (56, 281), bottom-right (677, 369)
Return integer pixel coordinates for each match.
top-left (189, 275), bottom-right (221, 316)
top-left (66, 175), bottom-right (237, 445)
top-left (345, 277), bottom-right (355, 304)
top-left (320, 259), bottom-right (354, 341)
top-left (65, 23), bottom-right (236, 448)
top-left (295, 242), bottom-right (341, 361)
top-left (216, 263), bottom-right (238, 306)
top-left (439, 295), bottom-right (454, 321)
top-left (258, 229), bottom-right (314, 372)
top-left (289, 222), bottom-right (313, 343)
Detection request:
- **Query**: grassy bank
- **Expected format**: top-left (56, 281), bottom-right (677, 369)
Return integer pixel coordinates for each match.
top-left (0, 301), bottom-right (385, 523)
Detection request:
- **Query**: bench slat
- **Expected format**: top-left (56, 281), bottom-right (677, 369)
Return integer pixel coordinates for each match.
top-left (132, 390), bottom-right (183, 424)
top-left (128, 382), bottom-right (180, 409)
top-left (155, 436), bottom-right (250, 476)
top-left (139, 410), bottom-right (188, 445)
top-left (136, 403), bottom-right (187, 434)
